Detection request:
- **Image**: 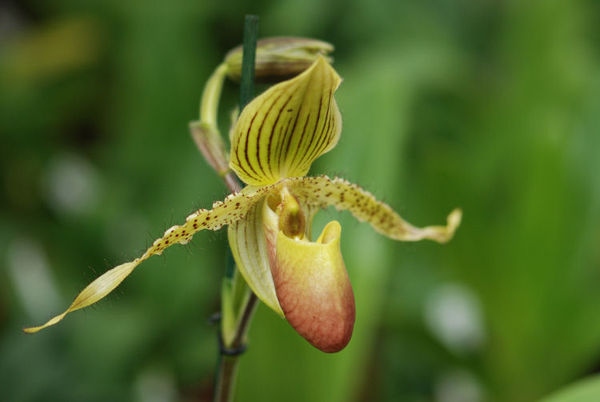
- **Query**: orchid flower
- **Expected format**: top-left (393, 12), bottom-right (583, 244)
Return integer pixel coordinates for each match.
top-left (25, 55), bottom-right (461, 353)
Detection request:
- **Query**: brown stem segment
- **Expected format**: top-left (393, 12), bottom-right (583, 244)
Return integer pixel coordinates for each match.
top-left (213, 355), bottom-right (238, 402)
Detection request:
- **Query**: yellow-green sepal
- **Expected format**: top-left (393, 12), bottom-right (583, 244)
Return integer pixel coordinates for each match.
top-left (230, 57), bottom-right (342, 186)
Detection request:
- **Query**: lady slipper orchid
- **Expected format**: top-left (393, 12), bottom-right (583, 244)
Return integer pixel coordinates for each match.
top-left (25, 56), bottom-right (461, 353)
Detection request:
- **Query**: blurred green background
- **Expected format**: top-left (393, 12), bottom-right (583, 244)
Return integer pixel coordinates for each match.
top-left (2, 0), bottom-right (600, 401)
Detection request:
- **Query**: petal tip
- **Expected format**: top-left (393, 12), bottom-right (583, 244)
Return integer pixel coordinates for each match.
top-left (313, 55), bottom-right (342, 88)
top-left (441, 207), bottom-right (462, 243)
top-left (423, 208), bottom-right (462, 244)
top-left (23, 326), bottom-right (44, 334)
top-left (448, 208), bottom-right (462, 229)
top-left (23, 312), bottom-right (67, 334)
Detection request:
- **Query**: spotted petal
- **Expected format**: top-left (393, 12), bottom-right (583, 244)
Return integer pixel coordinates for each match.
top-left (285, 176), bottom-right (462, 243)
top-left (24, 186), bottom-right (272, 333)
top-left (230, 56), bottom-right (342, 186)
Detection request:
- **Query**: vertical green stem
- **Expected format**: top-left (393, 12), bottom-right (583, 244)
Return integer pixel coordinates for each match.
top-left (239, 15), bottom-right (258, 110)
top-left (213, 14), bottom-right (259, 402)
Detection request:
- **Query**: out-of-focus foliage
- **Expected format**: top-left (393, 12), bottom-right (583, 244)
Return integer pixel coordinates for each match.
top-left (1, 0), bottom-right (599, 401)
top-left (543, 375), bottom-right (600, 402)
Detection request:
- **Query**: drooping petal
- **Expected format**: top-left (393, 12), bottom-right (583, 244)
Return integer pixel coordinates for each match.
top-left (269, 220), bottom-right (355, 353)
top-left (283, 175), bottom-right (462, 243)
top-left (24, 186), bottom-right (272, 333)
top-left (230, 56), bottom-right (342, 186)
top-left (227, 199), bottom-right (284, 317)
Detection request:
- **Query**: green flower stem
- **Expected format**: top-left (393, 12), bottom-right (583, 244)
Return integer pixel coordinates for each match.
top-left (239, 15), bottom-right (258, 110)
top-left (212, 166), bottom-right (257, 402)
top-left (207, 14), bottom-right (259, 402)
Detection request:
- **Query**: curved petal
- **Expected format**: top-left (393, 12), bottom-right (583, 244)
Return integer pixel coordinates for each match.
top-left (24, 186), bottom-right (271, 333)
top-left (227, 198), bottom-right (284, 317)
top-left (230, 56), bottom-right (342, 186)
top-left (269, 221), bottom-right (355, 353)
top-left (283, 175), bottom-right (462, 243)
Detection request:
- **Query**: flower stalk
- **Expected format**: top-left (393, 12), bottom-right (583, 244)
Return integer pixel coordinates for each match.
top-left (210, 14), bottom-right (259, 402)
